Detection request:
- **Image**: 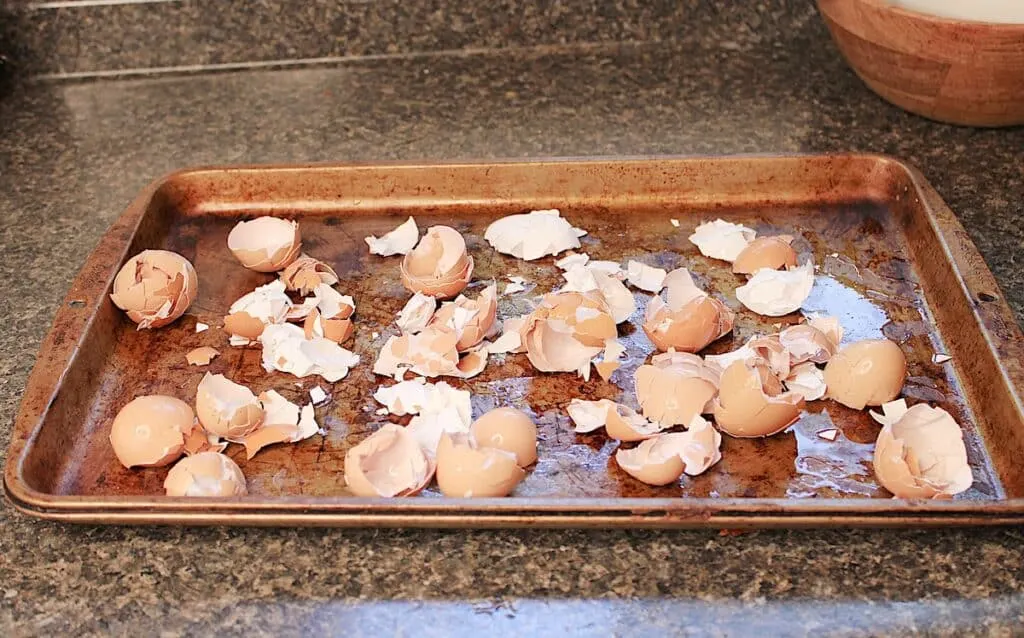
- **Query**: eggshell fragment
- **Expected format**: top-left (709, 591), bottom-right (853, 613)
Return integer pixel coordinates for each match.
top-left (164, 452), bottom-right (248, 497)
top-left (228, 217), bottom-right (301, 272)
top-left (373, 325), bottom-right (488, 380)
top-left (240, 391), bottom-right (320, 458)
top-left (471, 407), bottom-right (538, 466)
top-left (195, 373), bottom-right (264, 439)
top-left (396, 292), bottom-right (437, 333)
top-left (779, 319), bottom-right (841, 365)
top-left (302, 283), bottom-right (356, 344)
top-left (784, 361), bottom-right (827, 401)
top-left (186, 346), bottom-right (220, 366)
top-left (110, 250), bottom-right (198, 329)
top-left (642, 268), bottom-right (734, 353)
top-left (344, 424), bottom-right (435, 497)
top-left (615, 416), bottom-right (723, 485)
top-left (712, 360), bottom-right (805, 438)
top-left (183, 428), bottom-right (227, 456)
top-left (823, 339), bottom-right (906, 410)
top-left (566, 399), bottom-right (665, 442)
top-left (560, 264), bottom-right (636, 324)
top-left (735, 262), bottom-right (815, 316)
top-left (365, 216), bottom-right (419, 257)
top-left (224, 280), bottom-right (293, 343)
top-left (520, 291), bottom-right (617, 378)
top-left (279, 255), bottom-right (339, 295)
top-left (435, 433), bottom-right (526, 498)
top-left (373, 380), bottom-right (472, 454)
top-left (688, 219), bottom-right (755, 261)
top-left (556, 252), bottom-right (590, 270)
top-left (260, 323), bottom-right (360, 382)
top-left (400, 226), bottom-right (474, 299)
top-left (732, 236), bottom-right (797, 275)
top-left (486, 318), bottom-right (526, 355)
top-left (428, 283), bottom-right (498, 351)
top-left (625, 260), bottom-right (667, 293)
top-left (109, 395), bottom-right (195, 468)
top-left (871, 400), bottom-right (972, 499)
top-left (634, 351), bottom-right (720, 426)
top-left (484, 209), bottom-right (586, 260)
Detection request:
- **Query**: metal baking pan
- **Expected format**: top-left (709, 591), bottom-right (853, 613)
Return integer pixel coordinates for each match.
top-left (5, 155), bottom-right (1024, 528)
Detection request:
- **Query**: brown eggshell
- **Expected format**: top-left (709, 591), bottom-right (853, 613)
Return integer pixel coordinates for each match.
top-left (109, 250), bottom-right (198, 329)
top-left (108, 395), bottom-right (194, 468)
top-left (195, 373), bottom-right (264, 439)
top-left (824, 339), bottom-right (906, 409)
top-left (712, 361), bottom-right (804, 438)
top-left (435, 433), bottom-right (526, 498)
top-left (223, 310), bottom-right (267, 340)
top-left (344, 424), bottom-right (435, 497)
top-left (634, 351), bottom-right (719, 426)
top-left (872, 403), bottom-right (972, 499)
top-left (779, 323), bottom-right (838, 365)
top-left (429, 284), bottom-right (498, 351)
top-left (303, 309), bottom-right (354, 344)
top-left (642, 294), bottom-right (735, 353)
top-left (227, 217), bottom-right (302, 272)
top-left (400, 226), bottom-right (474, 300)
top-left (615, 437), bottom-right (686, 486)
top-left (471, 407), bottom-right (538, 466)
top-left (279, 255), bottom-right (339, 295)
top-left (732, 236), bottom-right (797, 275)
top-left (163, 451), bottom-right (247, 497)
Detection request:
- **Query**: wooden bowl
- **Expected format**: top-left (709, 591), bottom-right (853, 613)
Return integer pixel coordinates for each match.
top-left (817, 0), bottom-right (1024, 127)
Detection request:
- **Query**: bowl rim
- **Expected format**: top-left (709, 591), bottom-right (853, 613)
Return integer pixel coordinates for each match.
top-left (843, 0), bottom-right (1024, 31)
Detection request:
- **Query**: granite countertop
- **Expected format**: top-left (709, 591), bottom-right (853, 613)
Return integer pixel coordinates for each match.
top-left (1, 12), bottom-right (1024, 636)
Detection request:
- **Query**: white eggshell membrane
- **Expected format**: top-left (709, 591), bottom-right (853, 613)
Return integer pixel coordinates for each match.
top-left (625, 260), bottom-right (667, 293)
top-left (259, 323), bottom-right (360, 382)
top-left (484, 209), bottom-right (587, 260)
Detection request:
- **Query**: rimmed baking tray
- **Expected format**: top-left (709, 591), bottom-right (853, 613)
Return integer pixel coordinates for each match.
top-left (5, 155), bottom-right (1023, 528)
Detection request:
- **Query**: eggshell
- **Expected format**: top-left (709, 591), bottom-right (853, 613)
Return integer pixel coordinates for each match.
top-left (712, 360), bottom-right (805, 438)
top-left (872, 402), bottom-right (972, 499)
top-left (227, 217), bottom-right (302, 272)
top-left (435, 433), bottom-right (526, 498)
top-left (223, 280), bottom-right (293, 342)
top-left (373, 325), bottom-right (488, 380)
top-left (195, 373), bottom-right (264, 439)
top-left (565, 399), bottom-right (665, 441)
top-left (260, 323), bottom-right (361, 382)
top-left (302, 284), bottom-right (356, 344)
top-left (747, 334), bottom-right (792, 380)
top-left (642, 268), bottom-right (734, 353)
top-left (615, 416), bottom-right (722, 485)
top-left (520, 291), bottom-right (617, 377)
top-left (735, 262), bottom-right (815, 316)
top-left (108, 395), bottom-right (194, 468)
top-left (345, 424), bottom-right (435, 497)
top-left (625, 260), bottom-right (667, 292)
top-left (634, 351), bottom-right (719, 426)
top-left (824, 339), bottom-right (906, 409)
top-left (185, 346), bottom-right (220, 366)
top-left (784, 361), bottom-right (827, 401)
top-left (429, 283), bottom-right (498, 351)
top-left (688, 219), bottom-right (756, 261)
top-left (400, 226), bottom-right (474, 299)
top-left (779, 321), bottom-right (839, 365)
top-left (163, 451), bottom-right (247, 497)
top-left (484, 209), bottom-right (586, 260)
top-left (109, 250), bottom-right (198, 329)
top-left (365, 216), bottom-right (419, 256)
top-left (396, 292), bottom-right (438, 333)
top-left (279, 254), bottom-right (339, 295)
top-left (471, 407), bottom-right (538, 466)
top-left (732, 236), bottom-right (797, 275)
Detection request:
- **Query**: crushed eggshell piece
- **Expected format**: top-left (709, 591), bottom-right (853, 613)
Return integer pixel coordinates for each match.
top-left (224, 280), bottom-right (293, 341)
top-left (625, 260), bottom-right (667, 293)
top-left (344, 424), bottom-right (435, 497)
top-left (555, 252), bottom-right (589, 271)
top-left (309, 385), bottom-right (329, 405)
top-left (932, 353), bottom-right (953, 364)
top-left (186, 346), bottom-right (220, 366)
top-left (634, 351), bottom-right (719, 426)
top-left (688, 219), bottom-right (756, 262)
top-left (643, 268), bottom-right (734, 353)
top-left (484, 209), bottom-right (586, 260)
top-left (260, 323), bottom-right (360, 382)
top-left (565, 398), bottom-right (666, 442)
top-left (817, 428), bottom-right (840, 442)
top-left (110, 250), bottom-right (198, 330)
top-left (195, 322), bottom-right (209, 333)
top-left (735, 262), bottom-right (815, 317)
top-left (396, 292), bottom-right (438, 334)
top-left (365, 216), bottom-right (419, 256)
top-left (374, 325), bottom-right (488, 380)
top-left (279, 255), bottom-right (340, 295)
top-left (784, 361), bottom-right (827, 401)
top-left (670, 219), bottom-right (680, 227)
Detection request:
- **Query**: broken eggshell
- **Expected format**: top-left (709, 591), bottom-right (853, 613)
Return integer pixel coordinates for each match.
top-left (186, 346), bottom-right (220, 366)
top-left (400, 225), bottom-right (474, 300)
top-left (712, 360), bottom-right (805, 438)
top-left (260, 323), bottom-right (361, 382)
top-left (615, 415), bottom-right (723, 485)
top-left (566, 398), bottom-right (666, 442)
top-left (279, 255), bottom-right (339, 295)
top-left (823, 339), bottom-right (906, 410)
top-left (223, 280), bottom-right (293, 342)
top-left (470, 407), bottom-right (538, 467)
top-left (365, 216), bottom-right (419, 257)
top-left (484, 209), bottom-right (586, 261)
top-left (642, 268), bottom-right (734, 353)
top-left (302, 283), bottom-right (356, 344)
top-left (396, 292), bottom-right (438, 334)
top-left (732, 236), bottom-right (797, 275)
top-left (735, 262), bottom-right (815, 317)
top-left (428, 283), bottom-right (498, 351)
top-left (373, 324), bottom-right (487, 380)
top-left (634, 351), bottom-right (719, 427)
top-left (109, 395), bottom-right (195, 468)
top-left (779, 318), bottom-right (842, 365)
top-left (871, 400), bottom-right (972, 499)
top-left (109, 250), bottom-right (198, 329)
top-left (688, 219), bottom-right (756, 262)
top-left (227, 217), bottom-right (302, 272)
top-left (625, 260), bottom-right (667, 293)
top-left (520, 291), bottom-right (617, 377)
top-left (344, 423), bottom-right (435, 497)
top-left (435, 433), bottom-right (526, 498)
top-left (195, 373), bottom-right (264, 439)
top-left (163, 451), bottom-right (248, 497)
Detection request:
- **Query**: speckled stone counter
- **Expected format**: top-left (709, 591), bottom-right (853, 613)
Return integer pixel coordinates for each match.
top-left (1, 17), bottom-right (1023, 637)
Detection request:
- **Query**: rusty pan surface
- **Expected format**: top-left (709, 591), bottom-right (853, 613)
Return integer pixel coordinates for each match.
top-left (5, 155), bottom-right (1024, 528)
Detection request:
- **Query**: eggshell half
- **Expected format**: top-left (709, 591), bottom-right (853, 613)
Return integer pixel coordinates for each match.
top-left (344, 424), bottom-right (435, 497)
top-left (712, 361), bottom-right (805, 438)
top-left (872, 403), bottom-right (972, 499)
top-left (435, 433), bottom-right (526, 498)
top-left (195, 373), bottom-right (264, 439)
top-left (642, 268), bottom-right (734, 353)
top-left (824, 339), bottom-right (906, 409)
top-left (109, 395), bottom-right (194, 468)
top-left (109, 250), bottom-right (198, 329)
top-left (732, 236), bottom-right (797, 275)
top-left (735, 262), bottom-right (815, 317)
top-left (471, 407), bottom-right (538, 466)
top-left (634, 351), bottom-right (719, 426)
top-left (163, 451), bottom-right (247, 497)
top-left (400, 226), bottom-right (474, 299)
top-left (227, 217), bottom-right (302, 272)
